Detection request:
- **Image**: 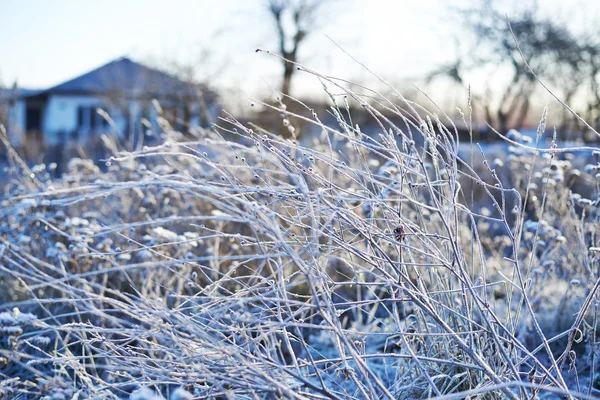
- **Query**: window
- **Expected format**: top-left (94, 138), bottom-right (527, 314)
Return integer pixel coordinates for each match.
top-left (26, 107), bottom-right (42, 131)
top-left (77, 105), bottom-right (108, 131)
top-left (77, 106), bottom-right (86, 128)
top-left (91, 108), bottom-right (100, 129)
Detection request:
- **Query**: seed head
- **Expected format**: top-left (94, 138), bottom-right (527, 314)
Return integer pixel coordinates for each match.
top-left (393, 225), bottom-right (405, 242)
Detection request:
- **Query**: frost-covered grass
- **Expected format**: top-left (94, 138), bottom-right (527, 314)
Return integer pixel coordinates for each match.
top-left (1, 72), bottom-right (600, 399)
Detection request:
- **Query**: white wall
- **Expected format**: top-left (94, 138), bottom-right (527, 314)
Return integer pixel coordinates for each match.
top-left (43, 95), bottom-right (103, 144)
top-left (7, 100), bottom-right (26, 146)
top-left (42, 94), bottom-right (142, 145)
top-left (40, 94), bottom-right (220, 145)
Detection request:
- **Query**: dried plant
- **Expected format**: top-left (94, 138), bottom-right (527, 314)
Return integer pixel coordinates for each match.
top-left (0, 62), bottom-right (599, 399)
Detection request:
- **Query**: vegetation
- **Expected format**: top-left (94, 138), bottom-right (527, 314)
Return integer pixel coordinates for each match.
top-left (429, 0), bottom-right (600, 136)
top-left (0, 63), bottom-right (600, 399)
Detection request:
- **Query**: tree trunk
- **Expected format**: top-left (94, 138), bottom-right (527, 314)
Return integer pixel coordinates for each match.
top-left (514, 96), bottom-right (530, 132)
top-left (281, 62), bottom-right (294, 97)
top-left (497, 110), bottom-right (508, 135)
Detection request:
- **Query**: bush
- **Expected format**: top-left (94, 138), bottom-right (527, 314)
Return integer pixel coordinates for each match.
top-left (0, 73), bottom-right (599, 399)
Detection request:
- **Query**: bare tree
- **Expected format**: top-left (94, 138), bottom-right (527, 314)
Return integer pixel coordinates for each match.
top-left (162, 49), bottom-right (224, 130)
top-left (266, 0), bottom-right (330, 96)
top-left (579, 36), bottom-right (600, 134)
top-left (428, 0), bottom-right (590, 135)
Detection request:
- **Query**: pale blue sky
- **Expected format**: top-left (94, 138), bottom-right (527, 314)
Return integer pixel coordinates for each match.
top-left (0, 1), bottom-right (461, 92)
top-left (1, 0), bottom-right (597, 104)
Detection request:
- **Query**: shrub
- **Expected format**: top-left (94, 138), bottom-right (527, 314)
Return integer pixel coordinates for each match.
top-left (0, 70), bottom-right (599, 399)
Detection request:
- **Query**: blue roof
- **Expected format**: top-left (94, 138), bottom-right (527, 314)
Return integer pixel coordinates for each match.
top-left (26, 57), bottom-right (214, 100)
top-left (0, 88), bottom-right (42, 100)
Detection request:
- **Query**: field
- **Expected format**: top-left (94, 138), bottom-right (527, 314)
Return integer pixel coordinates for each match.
top-left (1, 77), bottom-right (600, 399)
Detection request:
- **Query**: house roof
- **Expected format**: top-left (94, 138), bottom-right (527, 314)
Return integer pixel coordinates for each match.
top-left (0, 88), bottom-right (42, 100)
top-left (25, 57), bottom-right (216, 101)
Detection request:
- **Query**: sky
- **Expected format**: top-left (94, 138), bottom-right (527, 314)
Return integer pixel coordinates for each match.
top-left (0, 1), bottom-right (462, 92)
top-left (1, 0), bottom-right (598, 109)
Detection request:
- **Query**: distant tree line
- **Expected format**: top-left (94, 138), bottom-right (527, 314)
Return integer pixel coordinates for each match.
top-left (428, 0), bottom-right (600, 139)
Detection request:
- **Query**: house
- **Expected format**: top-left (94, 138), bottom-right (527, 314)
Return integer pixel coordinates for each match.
top-left (3, 57), bottom-right (219, 150)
